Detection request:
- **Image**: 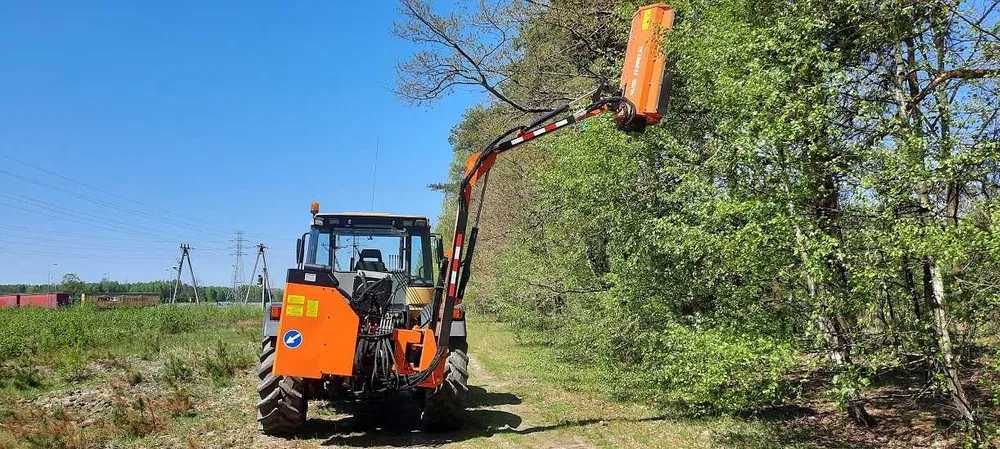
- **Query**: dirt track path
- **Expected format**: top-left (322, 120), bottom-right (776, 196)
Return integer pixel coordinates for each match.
top-left (175, 320), bottom-right (716, 449)
top-left (247, 355), bottom-right (623, 449)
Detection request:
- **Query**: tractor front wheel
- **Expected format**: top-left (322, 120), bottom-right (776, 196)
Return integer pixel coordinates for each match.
top-left (420, 339), bottom-right (469, 431)
top-left (256, 337), bottom-right (308, 435)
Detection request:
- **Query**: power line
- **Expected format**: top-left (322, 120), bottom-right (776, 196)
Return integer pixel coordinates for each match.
top-left (0, 168), bottom-right (284, 249)
top-left (0, 154), bottom-right (233, 238)
top-left (0, 194), bottom-right (209, 243)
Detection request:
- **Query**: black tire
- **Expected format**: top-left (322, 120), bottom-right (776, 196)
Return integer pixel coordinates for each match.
top-left (256, 337), bottom-right (308, 435)
top-left (420, 343), bottom-right (469, 431)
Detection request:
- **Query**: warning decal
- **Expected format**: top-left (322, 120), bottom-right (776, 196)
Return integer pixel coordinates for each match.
top-left (284, 295), bottom-right (319, 318)
top-left (286, 295), bottom-right (305, 317)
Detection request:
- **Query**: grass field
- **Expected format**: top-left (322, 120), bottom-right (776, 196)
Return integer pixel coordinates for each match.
top-left (0, 306), bottom-right (949, 448)
top-left (0, 305), bottom-right (261, 449)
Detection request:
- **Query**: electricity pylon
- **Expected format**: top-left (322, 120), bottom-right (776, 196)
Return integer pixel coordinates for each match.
top-left (227, 231), bottom-right (247, 302)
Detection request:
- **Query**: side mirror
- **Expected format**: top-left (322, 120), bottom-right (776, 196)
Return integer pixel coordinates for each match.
top-left (296, 237), bottom-right (304, 266)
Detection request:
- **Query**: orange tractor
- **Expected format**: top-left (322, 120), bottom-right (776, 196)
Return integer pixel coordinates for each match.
top-left (256, 4), bottom-right (674, 434)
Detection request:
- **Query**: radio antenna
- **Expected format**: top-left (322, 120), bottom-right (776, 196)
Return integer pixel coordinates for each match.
top-left (370, 137), bottom-right (379, 211)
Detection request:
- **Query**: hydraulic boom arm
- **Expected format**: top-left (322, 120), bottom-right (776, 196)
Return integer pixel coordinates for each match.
top-left (401, 3), bottom-right (675, 386)
top-left (430, 96), bottom-right (636, 344)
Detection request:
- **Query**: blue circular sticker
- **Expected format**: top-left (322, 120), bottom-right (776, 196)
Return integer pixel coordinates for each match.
top-left (282, 329), bottom-right (303, 349)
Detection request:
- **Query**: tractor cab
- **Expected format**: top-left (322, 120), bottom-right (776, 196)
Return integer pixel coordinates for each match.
top-left (295, 211), bottom-right (443, 324)
top-left (304, 212), bottom-right (435, 284)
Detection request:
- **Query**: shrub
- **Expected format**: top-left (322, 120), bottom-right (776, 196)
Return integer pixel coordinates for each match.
top-left (138, 333), bottom-right (162, 361)
top-left (0, 365), bottom-right (44, 390)
top-left (161, 354), bottom-right (194, 387)
top-left (596, 322), bottom-right (799, 414)
top-left (201, 340), bottom-right (252, 386)
top-left (124, 369), bottom-right (143, 386)
top-left (57, 346), bottom-right (90, 383)
top-left (109, 393), bottom-right (162, 438)
top-left (163, 387), bottom-right (196, 418)
top-left (0, 406), bottom-right (90, 449)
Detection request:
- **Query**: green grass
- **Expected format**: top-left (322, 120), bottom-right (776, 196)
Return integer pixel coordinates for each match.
top-left (466, 317), bottom-right (811, 449)
top-left (0, 307), bottom-right (830, 449)
top-left (0, 304), bottom-right (258, 362)
top-left (0, 304), bottom-right (261, 449)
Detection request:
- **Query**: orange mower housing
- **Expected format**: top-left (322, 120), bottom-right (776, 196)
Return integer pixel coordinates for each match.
top-left (620, 3), bottom-right (675, 127)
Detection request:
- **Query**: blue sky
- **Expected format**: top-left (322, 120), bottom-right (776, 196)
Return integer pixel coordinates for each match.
top-left (0, 2), bottom-right (480, 285)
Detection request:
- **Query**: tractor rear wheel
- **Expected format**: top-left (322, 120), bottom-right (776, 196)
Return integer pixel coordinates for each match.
top-left (256, 337), bottom-right (308, 435)
top-left (420, 339), bottom-right (469, 431)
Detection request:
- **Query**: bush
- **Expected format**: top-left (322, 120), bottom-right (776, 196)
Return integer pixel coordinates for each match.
top-left (201, 340), bottom-right (252, 386)
top-left (0, 406), bottom-right (90, 449)
top-left (161, 354), bottom-right (193, 387)
top-left (124, 369), bottom-right (143, 386)
top-left (57, 346), bottom-right (90, 382)
top-left (0, 365), bottom-right (44, 391)
top-left (590, 321), bottom-right (799, 414)
top-left (109, 393), bottom-right (162, 438)
top-left (163, 387), bottom-right (196, 418)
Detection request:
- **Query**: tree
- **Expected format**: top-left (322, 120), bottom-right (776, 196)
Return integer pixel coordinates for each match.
top-left (396, 0), bottom-right (629, 113)
top-left (60, 273), bottom-right (85, 298)
top-left (401, 0), bottom-right (1000, 442)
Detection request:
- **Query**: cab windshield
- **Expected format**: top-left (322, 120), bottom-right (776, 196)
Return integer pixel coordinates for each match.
top-left (305, 227), bottom-right (433, 285)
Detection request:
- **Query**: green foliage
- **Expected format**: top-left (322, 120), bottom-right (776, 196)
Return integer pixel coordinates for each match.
top-left (0, 279), bottom-right (239, 304)
top-left (56, 346), bottom-right (90, 383)
top-left (422, 0), bottom-right (1000, 430)
top-left (0, 365), bottom-right (43, 391)
top-left (612, 325), bottom-right (799, 414)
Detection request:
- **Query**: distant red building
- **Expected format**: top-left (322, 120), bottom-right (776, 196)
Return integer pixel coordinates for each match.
top-left (0, 294), bottom-right (18, 308)
top-left (18, 293), bottom-right (71, 309)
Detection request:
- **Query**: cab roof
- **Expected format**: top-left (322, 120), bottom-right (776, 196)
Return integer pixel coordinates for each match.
top-left (317, 211), bottom-right (429, 220)
top-left (313, 212), bottom-right (431, 229)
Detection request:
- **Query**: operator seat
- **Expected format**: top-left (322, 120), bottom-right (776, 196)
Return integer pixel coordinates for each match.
top-left (355, 249), bottom-right (388, 272)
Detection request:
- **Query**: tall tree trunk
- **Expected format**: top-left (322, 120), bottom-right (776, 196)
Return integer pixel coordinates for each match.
top-left (926, 256), bottom-right (984, 441)
top-left (788, 201), bottom-right (874, 426)
top-left (901, 255), bottom-right (923, 319)
top-left (924, 8), bottom-right (984, 441)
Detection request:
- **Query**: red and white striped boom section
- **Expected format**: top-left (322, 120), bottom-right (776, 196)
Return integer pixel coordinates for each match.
top-left (429, 97), bottom-right (632, 349)
top-left (493, 107), bottom-right (605, 152)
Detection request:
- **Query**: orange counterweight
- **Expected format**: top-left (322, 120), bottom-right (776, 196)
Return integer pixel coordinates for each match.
top-left (273, 282), bottom-right (360, 378)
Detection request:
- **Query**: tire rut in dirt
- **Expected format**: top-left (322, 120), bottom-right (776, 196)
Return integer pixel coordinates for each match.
top-left (256, 337), bottom-right (308, 435)
top-left (420, 347), bottom-right (470, 431)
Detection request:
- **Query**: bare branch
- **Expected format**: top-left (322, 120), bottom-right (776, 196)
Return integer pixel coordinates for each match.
top-left (906, 68), bottom-right (1000, 111)
top-left (395, 0), bottom-right (554, 113)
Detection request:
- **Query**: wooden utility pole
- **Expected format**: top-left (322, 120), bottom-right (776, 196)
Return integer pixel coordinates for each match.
top-left (244, 243), bottom-right (273, 307)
